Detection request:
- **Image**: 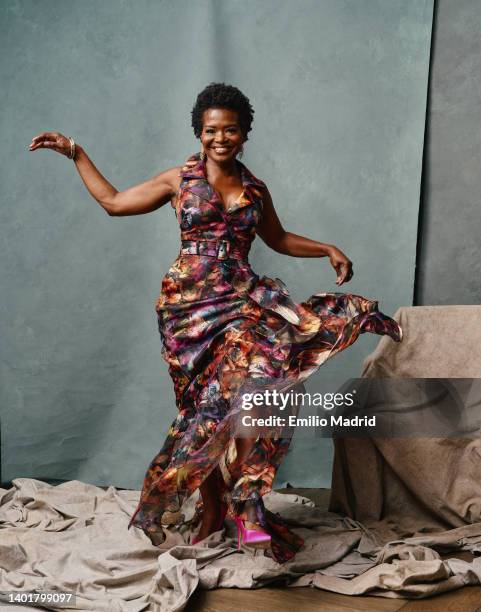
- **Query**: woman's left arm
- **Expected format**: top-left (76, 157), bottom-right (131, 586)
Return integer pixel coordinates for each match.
top-left (256, 188), bottom-right (353, 286)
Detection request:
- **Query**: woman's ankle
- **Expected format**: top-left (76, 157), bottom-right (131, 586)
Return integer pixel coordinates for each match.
top-left (244, 520), bottom-right (264, 531)
top-left (202, 508), bottom-right (220, 521)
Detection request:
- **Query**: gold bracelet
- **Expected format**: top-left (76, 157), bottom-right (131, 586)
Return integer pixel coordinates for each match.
top-left (67, 136), bottom-right (76, 160)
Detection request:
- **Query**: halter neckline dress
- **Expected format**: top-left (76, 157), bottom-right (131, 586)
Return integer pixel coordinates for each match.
top-left (128, 154), bottom-right (402, 563)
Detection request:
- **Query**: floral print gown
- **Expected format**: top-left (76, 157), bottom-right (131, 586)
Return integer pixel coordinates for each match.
top-left (128, 154), bottom-right (402, 563)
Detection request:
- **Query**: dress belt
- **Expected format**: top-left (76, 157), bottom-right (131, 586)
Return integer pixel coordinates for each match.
top-left (180, 239), bottom-right (247, 261)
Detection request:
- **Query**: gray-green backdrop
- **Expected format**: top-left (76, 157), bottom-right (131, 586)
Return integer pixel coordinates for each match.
top-left (416, 0), bottom-right (481, 306)
top-left (1, 0), bottom-right (433, 488)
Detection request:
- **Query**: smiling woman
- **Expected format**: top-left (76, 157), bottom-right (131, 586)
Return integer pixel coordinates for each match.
top-left (29, 82), bottom-right (402, 563)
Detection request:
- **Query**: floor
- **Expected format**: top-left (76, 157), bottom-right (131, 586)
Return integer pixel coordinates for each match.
top-left (185, 583), bottom-right (481, 612)
top-left (184, 487), bottom-right (481, 612)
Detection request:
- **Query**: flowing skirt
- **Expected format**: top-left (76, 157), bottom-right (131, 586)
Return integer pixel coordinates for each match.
top-left (128, 266), bottom-right (402, 563)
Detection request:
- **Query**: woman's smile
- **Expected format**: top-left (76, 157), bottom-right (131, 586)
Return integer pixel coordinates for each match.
top-left (212, 145), bottom-right (232, 154)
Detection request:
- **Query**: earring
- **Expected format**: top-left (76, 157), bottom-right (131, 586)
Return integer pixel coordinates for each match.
top-left (237, 144), bottom-right (244, 159)
top-left (199, 147), bottom-right (206, 162)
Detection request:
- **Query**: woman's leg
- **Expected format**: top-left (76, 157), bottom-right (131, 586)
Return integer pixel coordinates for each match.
top-left (234, 437), bottom-right (257, 467)
top-left (196, 465), bottom-right (225, 539)
top-left (231, 437), bottom-right (267, 530)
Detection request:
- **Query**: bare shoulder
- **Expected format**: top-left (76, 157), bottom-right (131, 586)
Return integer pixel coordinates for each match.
top-left (251, 171), bottom-right (270, 201)
top-left (258, 183), bottom-right (273, 206)
top-left (154, 165), bottom-right (183, 193)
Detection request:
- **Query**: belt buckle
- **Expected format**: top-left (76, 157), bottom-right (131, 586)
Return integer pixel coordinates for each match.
top-left (196, 240), bottom-right (209, 256)
top-left (217, 239), bottom-right (230, 260)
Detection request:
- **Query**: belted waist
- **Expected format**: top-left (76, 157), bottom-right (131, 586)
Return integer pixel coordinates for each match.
top-left (180, 239), bottom-right (248, 261)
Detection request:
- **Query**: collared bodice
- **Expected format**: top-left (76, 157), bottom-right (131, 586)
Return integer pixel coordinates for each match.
top-left (172, 156), bottom-right (266, 260)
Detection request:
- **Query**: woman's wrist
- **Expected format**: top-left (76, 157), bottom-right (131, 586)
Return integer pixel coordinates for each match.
top-left (319, 243), bottom-right (334, 257)
top-left (71, 143), bottom-right (83, 162)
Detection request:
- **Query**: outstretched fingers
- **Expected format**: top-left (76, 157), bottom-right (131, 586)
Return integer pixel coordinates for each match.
top-left (29, 132), bottom-right (58, 150)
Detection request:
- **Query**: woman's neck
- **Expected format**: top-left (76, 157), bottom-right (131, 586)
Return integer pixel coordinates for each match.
top-left (205, 157), bottom-right (240, 179)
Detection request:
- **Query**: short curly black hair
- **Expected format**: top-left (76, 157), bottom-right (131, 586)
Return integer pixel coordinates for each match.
top-left (191, 82), bottom-right (254, 140)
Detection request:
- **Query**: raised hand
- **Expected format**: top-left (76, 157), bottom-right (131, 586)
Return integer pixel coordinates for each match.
top-left (328, 246), bottom-right (354, 286)
top-left (28, 132), bottom-right (73, 158)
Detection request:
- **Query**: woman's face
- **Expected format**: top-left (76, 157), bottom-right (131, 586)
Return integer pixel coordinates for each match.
top-left (200, 107), bottom-right (245, 164)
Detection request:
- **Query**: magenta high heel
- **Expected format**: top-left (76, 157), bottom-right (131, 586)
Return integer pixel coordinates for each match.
top-left (234, 517), bottom-right (271, 549)
top-left (192, 501), bottom-right (228, 545)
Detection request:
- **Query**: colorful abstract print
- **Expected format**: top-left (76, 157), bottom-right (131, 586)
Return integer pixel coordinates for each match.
top-left (128, 155), bottom-right (402, 563)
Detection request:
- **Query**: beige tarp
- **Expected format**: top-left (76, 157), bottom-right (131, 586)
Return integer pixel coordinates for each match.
top-left (328, 305), bottom-right (481, 592)
top-left (1, 306), bottom-right (480, 610)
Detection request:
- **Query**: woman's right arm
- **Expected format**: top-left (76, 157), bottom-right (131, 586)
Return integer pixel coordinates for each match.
top-left (29, 132), bottom-right (181, 216)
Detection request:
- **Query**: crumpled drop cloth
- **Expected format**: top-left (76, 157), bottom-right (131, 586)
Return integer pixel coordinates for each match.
top-left (330, 306), bottom-right (481, 527)
top-left (1, 475), bottom-right (480, 611)
top-left (327, 305), bottom-right (481, 597)
top-left (2, 306), bottom-right (481, 610)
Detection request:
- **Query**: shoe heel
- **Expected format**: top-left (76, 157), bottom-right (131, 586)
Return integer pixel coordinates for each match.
top-left (234, 516), bottom-right (271, 550)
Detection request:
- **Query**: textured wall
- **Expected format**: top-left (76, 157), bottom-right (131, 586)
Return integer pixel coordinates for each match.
top-left (1, 0), bottom-right (433, 488)
top-left (416, 0), bottom-right (481, 305)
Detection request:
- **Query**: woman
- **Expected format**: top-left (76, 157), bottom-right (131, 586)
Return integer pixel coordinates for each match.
top-left (29, 82), bottom-right (402, 563)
